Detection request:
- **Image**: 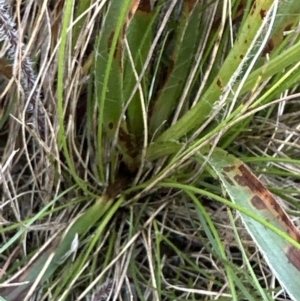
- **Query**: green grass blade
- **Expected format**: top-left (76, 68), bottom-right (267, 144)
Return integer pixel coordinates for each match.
top-left (186, 190), bottom-right (238, 301)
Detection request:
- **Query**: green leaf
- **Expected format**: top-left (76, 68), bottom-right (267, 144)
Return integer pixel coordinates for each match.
top-left (124, 6), bottom-right (154, 138)
top-left (155, 0), bottom-right (300, 142)
top-left (206, 147), bottom-right (300, 301)
top-left (149, 2), bottom-right (203, 135)
top-left (94, 0), bottom-right (133, 176)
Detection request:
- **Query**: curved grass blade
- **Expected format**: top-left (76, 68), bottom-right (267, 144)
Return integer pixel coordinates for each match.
top-left (205, 147), bottom-right (300, 301)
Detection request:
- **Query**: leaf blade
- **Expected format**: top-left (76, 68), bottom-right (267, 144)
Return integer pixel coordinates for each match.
top-left (206, 147), bottom-right (300, 301)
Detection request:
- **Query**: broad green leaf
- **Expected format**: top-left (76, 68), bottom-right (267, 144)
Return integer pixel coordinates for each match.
top-left (264, 0), bottom-right (300, 56)
top-left (146, 140), bottom-right (182, 161)
top-left (94, 1), bottom-right (129, 136)
top-left (155, 0), bottom-right (300, 143)
top-left (72, 0), bottom-right (92, 48)
top-left (149, 2), bottom-right (203, 135)
top-left (237, 40), bottom-right (300, 96)
top-left (205, 147), bottom-right (300, 301)
top-left (94, 0), bottom-right (134, 175)
top-left (124, 4), bottom-right (153, 138)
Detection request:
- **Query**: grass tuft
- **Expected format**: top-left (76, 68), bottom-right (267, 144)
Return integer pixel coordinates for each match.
top-left (0, 0), bottom-right (300, 300)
